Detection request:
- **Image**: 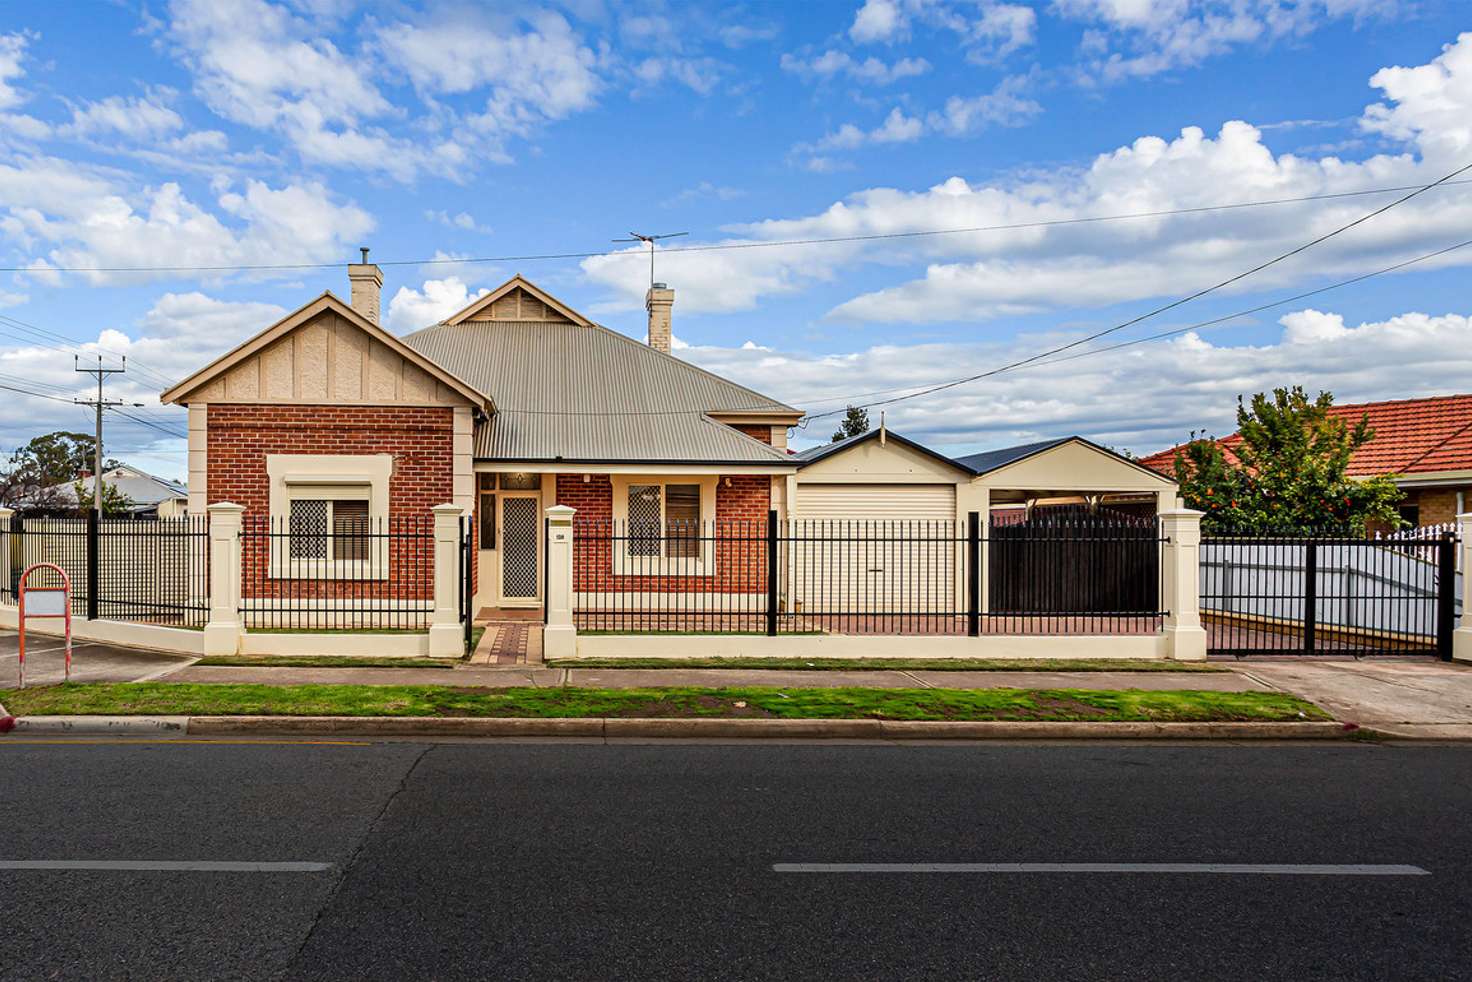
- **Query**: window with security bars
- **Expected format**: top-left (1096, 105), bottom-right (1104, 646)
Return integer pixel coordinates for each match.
top-left (665, 484), bottom-right (700, 558)
top-left (628, 484), bottom-right (662, 556)
top-left (288, 499), bottom-right (328, 559)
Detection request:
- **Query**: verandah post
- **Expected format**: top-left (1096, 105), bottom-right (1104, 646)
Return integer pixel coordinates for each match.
top-left (1159, 509), bottom-right (1208, 661)
top-left (1453, 513), bottom-right (1472, 663)
top-left (543, 504), bottom-right (578, 658)
top-left (429, 503), bottom-right (467, 658)
top-left (202, 502), bottom-right (244, 656)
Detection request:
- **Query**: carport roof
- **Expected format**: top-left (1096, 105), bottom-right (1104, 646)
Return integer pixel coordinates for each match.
top-left (953, 438), bottom-right (1073, 475)
top-left (794, 428), bottom-right (979, 474)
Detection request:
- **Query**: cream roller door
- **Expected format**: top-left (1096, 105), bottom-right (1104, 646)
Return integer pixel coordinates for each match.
top-left (791, 484), bottom-right (958, 619)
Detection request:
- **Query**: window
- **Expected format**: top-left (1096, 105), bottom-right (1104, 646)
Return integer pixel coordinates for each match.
top-left (1399, 503), bottom-right (1421, 528)
top-left (500, 472), bottom-right (542, 490)
top-left (625, 481), bottom-right (704, 559)
top-left (478, 473), bottom-right (497, 492)
top-left (288, 499), bottom-right (370, 562)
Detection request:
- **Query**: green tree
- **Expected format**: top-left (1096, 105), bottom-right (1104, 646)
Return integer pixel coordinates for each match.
top-left (1171, 387), bottom-right (1403, 533)
top-left (831, 405), bottom-right (871, 443)
top-left (0, 431), bottom-right (122, 511)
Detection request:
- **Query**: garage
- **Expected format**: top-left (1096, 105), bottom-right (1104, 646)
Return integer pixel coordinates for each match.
top-left (791, 431), bottom-right (970, 616)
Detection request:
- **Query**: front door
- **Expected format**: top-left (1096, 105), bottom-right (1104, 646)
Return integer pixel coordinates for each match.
top-left (498, 493), bottom-right (541, 606)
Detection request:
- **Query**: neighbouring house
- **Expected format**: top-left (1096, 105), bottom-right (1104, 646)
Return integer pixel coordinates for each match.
top-left (1139, 394), bottom-right (1472, 528)
top-left (161, 262), bottom-right (801, 617)
top-left (20, 463), bottom-right (188, 517)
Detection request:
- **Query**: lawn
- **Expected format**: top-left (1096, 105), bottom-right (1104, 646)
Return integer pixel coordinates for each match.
top-left (0, 683), bottom-right (1327, 723)
top-left (547, 656), bottom-right (1225, 672)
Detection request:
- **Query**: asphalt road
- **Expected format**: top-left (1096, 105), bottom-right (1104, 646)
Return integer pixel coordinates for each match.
top-left (3, 739), bottom-right (1470, 981)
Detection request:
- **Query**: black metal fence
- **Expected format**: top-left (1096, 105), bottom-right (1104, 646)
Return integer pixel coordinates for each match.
top-left (1, 512), bottom-right (210, 626)
top-left (1201, 530), bottom-right (1459, 657)
top-left (572, 511), bottom-right (1166, 635)
top-left (238, 515), bottom-right (434, 631)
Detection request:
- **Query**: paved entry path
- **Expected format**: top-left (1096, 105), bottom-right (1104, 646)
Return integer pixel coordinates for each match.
top-left (1239, 659), bottom-right (1472, 738)
top-left (0, 629), bottom-right (193, 687)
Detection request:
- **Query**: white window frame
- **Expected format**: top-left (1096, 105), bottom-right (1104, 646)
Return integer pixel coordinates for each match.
top-left (267, 454), bottom-right (392, 580)
top-left (610, 475), bottom-right (718, 576)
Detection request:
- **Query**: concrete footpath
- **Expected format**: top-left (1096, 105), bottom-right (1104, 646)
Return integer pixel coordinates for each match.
top-left (1240, 659), bottom-right (1472, 740)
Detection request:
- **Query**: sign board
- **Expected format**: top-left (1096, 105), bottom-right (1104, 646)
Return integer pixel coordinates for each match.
top-left (23, 588), bottom-right (67, 617)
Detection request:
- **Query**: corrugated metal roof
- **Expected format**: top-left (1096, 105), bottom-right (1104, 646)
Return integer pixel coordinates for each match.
top-left (43, 465), bottom-right (187, 512)
top-left (402, 320), bottom-right (797, 465)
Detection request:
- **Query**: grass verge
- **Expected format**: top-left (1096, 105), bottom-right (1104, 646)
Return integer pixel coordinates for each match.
top-left (548, 656), bottom-right (1224, 672)
top-left (0, 682), bottom-right (1325, 723)
top-left (196, 656), bottom-right (455, 670)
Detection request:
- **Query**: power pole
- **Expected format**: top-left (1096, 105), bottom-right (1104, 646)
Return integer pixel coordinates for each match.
top-left (74, 355), bottom-right (126, 515)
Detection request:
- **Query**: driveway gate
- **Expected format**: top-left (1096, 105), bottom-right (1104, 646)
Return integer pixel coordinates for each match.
top-left (1201, 531), bottom-right (1460, 657)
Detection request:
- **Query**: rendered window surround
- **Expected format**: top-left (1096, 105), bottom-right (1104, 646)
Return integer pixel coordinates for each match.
top-left (266, 454), bottom-right (392, 579)
top-left (609, 475), bottom-right (717, 575)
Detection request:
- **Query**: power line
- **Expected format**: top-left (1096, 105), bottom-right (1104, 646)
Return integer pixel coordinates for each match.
top-left (106, 406), bottom-right (187, 440)
top-left (2, 178), bottom-right (1470, 276)
top-left (0, 313), bottom-right (177, 389)
top-left (801, 159), bottom-right (1472, 422)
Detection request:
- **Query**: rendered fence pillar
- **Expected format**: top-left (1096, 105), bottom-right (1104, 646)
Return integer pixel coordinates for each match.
top-left (428, 503), bottom-right (467, 658)
top-left (1160, 508), bottom-right (1208, 661)
top-left (543, 504), bottom-right (577, 659)
top-left (1454, 514), bottom-right (1472, 663)
top-left (203, 502), bottom-right (244, 656)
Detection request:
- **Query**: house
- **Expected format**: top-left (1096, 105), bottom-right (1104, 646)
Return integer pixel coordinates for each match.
top-left (22, 463), bottom-right (188, 517)
top-left (161, 260), bottom-right (801, 616)
top-left (1139, 394), bottom-right (1472, 527)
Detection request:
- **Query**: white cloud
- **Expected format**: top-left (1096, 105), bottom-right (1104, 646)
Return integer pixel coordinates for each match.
top-left (780, 50), bottom-right (930, 85)
top-left (679, 305), bottom-right (1472, 455)
top-left (164, 0), bottom-right (463, 181)
top-left (376, 10), bottom-right (602, 134)
top-left (927, 73), bottom-right (1042, 135)
top-left (718, 23), bottom-right (780, 48)
top-left (665, 182), bottom-right (746, 206)
top-left (848, 1), bottom-right (1036, 58)
top-left (850, 0), bottom-right (906, 43)
top-left (632, 56), bottom-right (725, 95)
top-left (386, 277), bottom-right (490, 332)
top-left (1056, 0), bottom-right (1397, 83)
top-left (0, 156), bottom-right (374, 286)
top-left (64, 93), bottom-right (184, 140)
top-left (425, 210), bottom-right (490, 233)
top-left (0, 31), bottom-right (33, 110)
top-left (1362, 32), bottom-right (1472, 164)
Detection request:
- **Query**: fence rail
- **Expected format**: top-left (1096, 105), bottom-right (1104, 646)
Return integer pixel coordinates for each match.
top-left (572, 512), bottom-right (1166, 636)
top-left (238, 515), bottom-right (434, 631)
top-left (2, 513), bottom-right (210, 626)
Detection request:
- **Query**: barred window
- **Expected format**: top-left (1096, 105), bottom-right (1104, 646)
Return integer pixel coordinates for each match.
top-left (288, 498), bottom-right (371, 562)
top-left (288, 499), bottom-right (328, 559)
top-left (628, 484), bottom-right (662, 557)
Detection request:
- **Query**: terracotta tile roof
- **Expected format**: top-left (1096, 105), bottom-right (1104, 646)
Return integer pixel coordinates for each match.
top-left (1139, 394), bottom-right (1472, 479)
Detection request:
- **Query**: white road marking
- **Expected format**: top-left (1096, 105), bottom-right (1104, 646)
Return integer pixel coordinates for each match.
top-left (773, 863), bottom-right (1429, 875)
top-left (0, 860), bottom-right (332, 872)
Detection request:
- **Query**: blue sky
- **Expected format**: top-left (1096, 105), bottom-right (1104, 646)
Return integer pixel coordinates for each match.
top-left (1, 0), bottom-right (1470, 477)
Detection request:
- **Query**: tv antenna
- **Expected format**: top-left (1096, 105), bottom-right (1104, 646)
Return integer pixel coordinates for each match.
top-left (613, 231), bottom-right (688, 289)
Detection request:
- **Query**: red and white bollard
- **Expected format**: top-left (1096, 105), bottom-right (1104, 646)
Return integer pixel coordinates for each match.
top-left (17, 563), bottom-right (72, 689)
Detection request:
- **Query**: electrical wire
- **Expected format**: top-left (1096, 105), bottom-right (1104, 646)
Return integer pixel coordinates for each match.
top-left (1, 178), bottom-right (1469, 275)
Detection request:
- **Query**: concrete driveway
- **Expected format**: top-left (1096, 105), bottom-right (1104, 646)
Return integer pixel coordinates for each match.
top-left (1239, 658), bottom-right (1472, 738)
top-left (0, 630), bottom-right (195, 688)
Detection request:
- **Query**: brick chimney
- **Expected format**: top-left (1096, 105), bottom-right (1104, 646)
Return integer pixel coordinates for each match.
top-left (348, 246), bottom-right (383, 324)
top-left (646, 282), bottom-right (674, 353)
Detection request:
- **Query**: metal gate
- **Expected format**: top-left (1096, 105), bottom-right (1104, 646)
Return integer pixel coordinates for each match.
top-left (1201, 532), bottom-right (1459, 657)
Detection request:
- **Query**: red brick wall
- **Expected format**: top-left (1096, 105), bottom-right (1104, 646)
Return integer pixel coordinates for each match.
top-left (207, 404), bottom-right (455, 600)
top-left (1404, 487), bottom-right (1469, 526)
top-left (561, 473), bottom-right (771, 593)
